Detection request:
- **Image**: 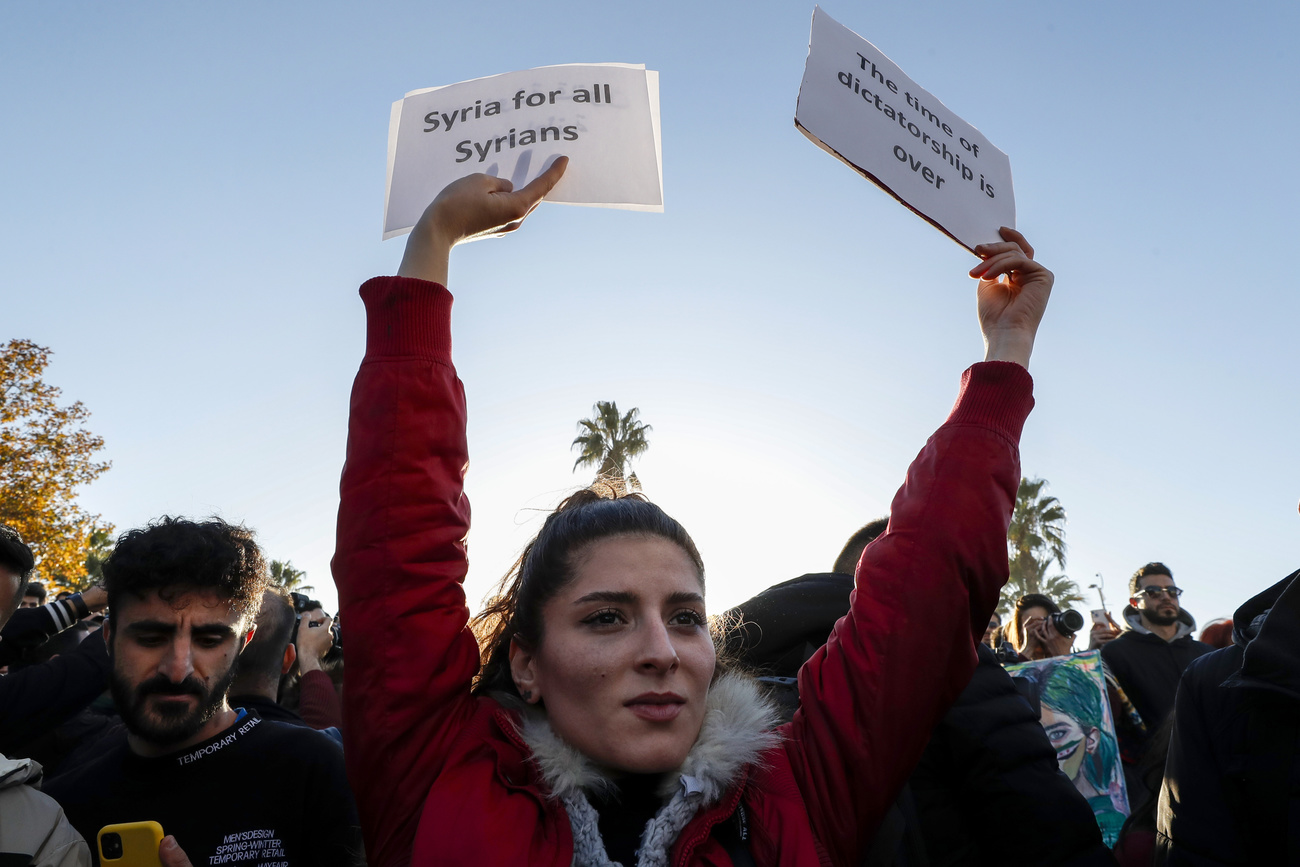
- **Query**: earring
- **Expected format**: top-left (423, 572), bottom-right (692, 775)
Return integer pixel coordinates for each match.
top-left (521, 690), bottom-right (533, 702)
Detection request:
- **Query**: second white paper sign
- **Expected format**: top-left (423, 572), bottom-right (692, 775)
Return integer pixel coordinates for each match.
top-left (796, 8), bottom-right (1015, 251)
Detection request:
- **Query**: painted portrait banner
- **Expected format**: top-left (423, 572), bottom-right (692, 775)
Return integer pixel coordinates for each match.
top-left (384, 63), bottom-right (663, 239)
top-left (794, 7), bottom-right (1015, 251)
top-left (1007, 650), bottom-right (1130, 847)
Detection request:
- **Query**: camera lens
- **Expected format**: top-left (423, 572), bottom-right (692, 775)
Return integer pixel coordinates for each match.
top-left (101, 833), bottom-right (124, 859)
top-left (1052, 609), bottom-right (1085, 635)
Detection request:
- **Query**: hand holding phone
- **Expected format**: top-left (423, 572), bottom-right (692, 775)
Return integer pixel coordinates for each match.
top-left (1088, 609), bottom-right (1121, 649)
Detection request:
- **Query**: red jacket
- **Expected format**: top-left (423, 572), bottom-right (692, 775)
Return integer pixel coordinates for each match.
top-left (333, 277), bottom-right (1033, 867)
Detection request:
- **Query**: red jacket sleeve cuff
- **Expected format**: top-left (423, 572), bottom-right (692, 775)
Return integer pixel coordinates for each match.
top-left (944, 361), bottom-right (1035, 443)
top-left (298, 668), bottom-right (345, 731)
top-left (359, 276), bottom-right (454, 364)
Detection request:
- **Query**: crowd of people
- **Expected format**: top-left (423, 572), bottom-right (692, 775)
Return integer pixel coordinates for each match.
top-left (1, 160), bottom-right (1293, 866)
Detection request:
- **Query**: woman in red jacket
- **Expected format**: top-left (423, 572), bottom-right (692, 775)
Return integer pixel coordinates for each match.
top-left (332, 158), bottom-right (1054, 867)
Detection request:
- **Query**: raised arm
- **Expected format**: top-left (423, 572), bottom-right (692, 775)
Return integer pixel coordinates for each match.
top-left (780, 229), bottom-right (1053, 866)
top-left (333, 160), bottom-right (566, 867)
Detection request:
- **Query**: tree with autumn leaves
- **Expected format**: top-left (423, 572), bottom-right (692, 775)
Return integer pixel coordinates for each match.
top-left (0, 339), bottom-right (113, 594)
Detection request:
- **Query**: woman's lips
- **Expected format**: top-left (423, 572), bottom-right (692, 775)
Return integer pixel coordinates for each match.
top-left (626, 694), bottom-right (685, 722)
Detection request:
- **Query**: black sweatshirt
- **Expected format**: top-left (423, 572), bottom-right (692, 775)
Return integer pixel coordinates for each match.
top-left (0, 628), bottom-right (109, 753)
top-left (45, 710), bottom-right (363, 866)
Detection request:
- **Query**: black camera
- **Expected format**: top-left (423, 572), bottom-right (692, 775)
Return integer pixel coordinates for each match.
top-left (100, 833), bottom-right (124, 859)
top-left (1049, 609), bottom-right (1085, 636)
top-left (289, 592), bottom-right (343, 665)
top-left (992, 640), bottom-right (1021, 665)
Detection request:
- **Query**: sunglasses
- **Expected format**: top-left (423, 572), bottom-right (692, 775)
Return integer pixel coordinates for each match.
top-left (1138, 586), bottom-right (1182, 599)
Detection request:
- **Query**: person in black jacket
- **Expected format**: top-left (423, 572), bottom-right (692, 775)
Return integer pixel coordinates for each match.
top-left (908, 644), bottom-right (1115, 866)
top-left (0, 525), bottom-right (112, 755)
top-left (727, 524), bottom-right (1113, 867)
top-left (1101, 563), bottom-right (1210, 733)
top-left (0, 526), bottom-right (35, 628)
top-left (1154, 568), bottom-right (1300, 865)
top-left (1, 585), bottom-right (108, 668)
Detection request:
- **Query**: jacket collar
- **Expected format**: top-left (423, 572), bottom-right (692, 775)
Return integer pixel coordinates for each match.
top-left (511, 671), bottom-right (781, 806)
top-left (1121, 604), bottom-right (1197, 641)
top-left (496, 672), bottom-right (780, 867)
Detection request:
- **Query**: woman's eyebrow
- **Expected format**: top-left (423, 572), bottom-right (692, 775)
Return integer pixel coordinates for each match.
top-left (572, 590), bottom-right (637, 606)
top-left (572, 590), bottom-right (705, 606)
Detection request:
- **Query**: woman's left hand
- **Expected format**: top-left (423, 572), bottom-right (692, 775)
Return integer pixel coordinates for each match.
top-left (970, 227), bottom-right (1054, 369)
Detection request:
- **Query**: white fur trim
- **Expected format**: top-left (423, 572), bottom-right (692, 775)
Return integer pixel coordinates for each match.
top-left (517, 671), bottom-right (780, 805)
top-left (513, 671), bottom-right (781, 865)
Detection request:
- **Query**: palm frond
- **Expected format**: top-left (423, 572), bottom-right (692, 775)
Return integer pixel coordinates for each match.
top-left (570, 400), bottom-right (652, 482)
top-left (1001, 476), bottom-right (1075, 613)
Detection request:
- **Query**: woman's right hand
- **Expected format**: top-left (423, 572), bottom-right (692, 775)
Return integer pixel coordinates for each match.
top-left (397, 156), bottom-right (569, 285)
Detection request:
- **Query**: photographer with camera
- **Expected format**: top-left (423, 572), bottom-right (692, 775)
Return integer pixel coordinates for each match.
top-left (227, 589), bottom-right (343, 744)
top-left (1005, 594), bottom-right (1082, 661)
top-left (290, 596), bottom-right (344, 733)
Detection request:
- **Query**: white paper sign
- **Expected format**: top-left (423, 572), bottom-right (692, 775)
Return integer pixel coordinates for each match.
top-left (384, 63), bottom-right (663, 239)
top-left (795, 8), bottom-right (1014, 250)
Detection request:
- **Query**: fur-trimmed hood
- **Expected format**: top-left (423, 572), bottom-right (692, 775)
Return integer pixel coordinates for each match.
top-left (506, 672), bottom-right (782, 867)
top-left (516, 671), bottom-right (782, 805)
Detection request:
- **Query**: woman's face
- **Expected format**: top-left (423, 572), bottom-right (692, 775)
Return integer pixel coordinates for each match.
top-left (510, 535), bottom-right (716, 774)
top-left (1016, 605), bottom-right (1051, 650)
top-left (1040, 704), bottom-right (1099, 781)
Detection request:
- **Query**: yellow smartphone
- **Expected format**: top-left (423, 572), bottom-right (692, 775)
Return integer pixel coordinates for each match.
top-left (98, 821), bottom-right (164, 867)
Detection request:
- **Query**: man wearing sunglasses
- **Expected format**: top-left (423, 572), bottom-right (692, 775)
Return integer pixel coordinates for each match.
top-left (1101, 562), bottom-right (1211, 734)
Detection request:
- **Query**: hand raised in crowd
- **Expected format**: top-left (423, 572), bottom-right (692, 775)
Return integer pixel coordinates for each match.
top-left (295, 614), bottom-right (335, 674)
top-left (1087, 614), bottom-right (1122, 650)
top-left (397, 156), bottom-right (569, 285)
top-left (1024, 613), bottom-right (1074, 658)
top-left (81, 584), bottom-right (108, 611)
top-left (970, 227), bottom-right (1054, 369)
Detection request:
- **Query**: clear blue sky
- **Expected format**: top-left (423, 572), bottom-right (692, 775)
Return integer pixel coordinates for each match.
top-left (4, 1), bottom-right (1297, 630)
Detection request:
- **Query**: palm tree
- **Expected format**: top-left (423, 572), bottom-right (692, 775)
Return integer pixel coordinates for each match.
top-left (571, 401), bottom-right (651, 495)
top-left (269, 559), bottom-right (315, 595)
top-left (998, 477), bottom-right (1082, 616)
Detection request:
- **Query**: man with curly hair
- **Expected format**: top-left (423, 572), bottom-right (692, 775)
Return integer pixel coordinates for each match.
top-left (45, 517), bottom-right (362, 867)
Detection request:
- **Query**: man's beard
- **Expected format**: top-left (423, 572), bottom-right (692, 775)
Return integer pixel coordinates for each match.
top-left (110, 659), bottom-right (240, 749)
top-left (1143, 606), bottom-right (1179, 627)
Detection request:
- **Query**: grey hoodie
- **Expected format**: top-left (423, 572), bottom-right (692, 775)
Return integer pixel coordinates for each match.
top-left (1100, 605), bottom-right (1211, 729)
